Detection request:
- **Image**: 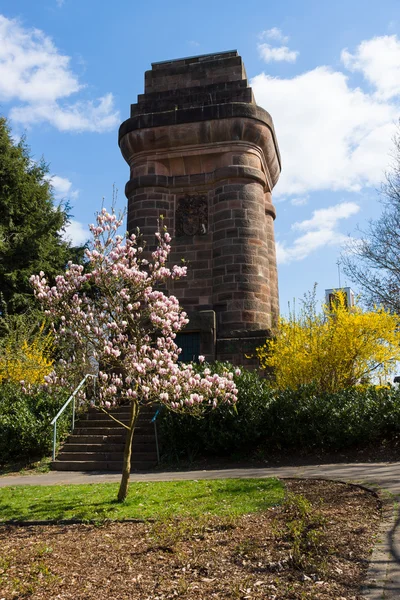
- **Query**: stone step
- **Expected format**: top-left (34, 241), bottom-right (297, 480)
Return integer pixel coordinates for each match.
top-left (86, 407), bottom-right (157, 417)
top-left (75, 419), bottom-right (130, 428)
top-left (77, 412), bottom-right (157, 427)
top-left (61, 441), bottom-right (156, 453)
top-left (68, 433), bottom-right (156, 444)
top-left (51, 460), bottom-right (157, 471)
top-left (60, 443), bottom-right (125, 453)
top-left (89, 403), bottom-right (156, 410)
top-left (56, 451), bottom-right (157, 462)
top-left (75, 419), bottom-right (155, 430)
top-left (52, 403), bottom-right (159, 471)
top-left (82, 412), bottom-right (132, 422)
top-left (73, 426), bottom-right (153, 436)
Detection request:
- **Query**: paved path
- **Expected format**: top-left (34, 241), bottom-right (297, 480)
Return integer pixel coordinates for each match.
top-left (1, 462), bottom-right (400, 598)
top-left (1, 461), bottom-right (400, 490)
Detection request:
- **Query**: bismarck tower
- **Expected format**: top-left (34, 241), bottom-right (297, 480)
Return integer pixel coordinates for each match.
top-left (119, 51), bottom-right (281, 366)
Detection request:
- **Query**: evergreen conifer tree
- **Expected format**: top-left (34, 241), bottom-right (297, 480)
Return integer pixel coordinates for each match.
top-left (0, 117), bottom-right (84, 314)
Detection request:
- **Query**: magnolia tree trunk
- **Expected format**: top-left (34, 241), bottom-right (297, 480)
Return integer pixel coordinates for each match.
top-left (117, 400), bottom-right (139, 502)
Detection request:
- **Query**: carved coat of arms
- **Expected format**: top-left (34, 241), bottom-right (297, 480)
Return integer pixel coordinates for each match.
top-left (175, 195), bottom-right (208, 237)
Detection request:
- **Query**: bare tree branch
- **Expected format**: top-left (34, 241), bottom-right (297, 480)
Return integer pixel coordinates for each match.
top-left (343, 120), bottom-right (400, 313)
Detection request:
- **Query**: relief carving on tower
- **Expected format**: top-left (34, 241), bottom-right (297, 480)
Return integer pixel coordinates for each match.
top-left (175, 194), bottom-right (208, 237)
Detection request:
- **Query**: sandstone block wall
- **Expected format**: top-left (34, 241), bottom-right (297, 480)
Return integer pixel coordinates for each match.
top-left (119, 51), bottom-right (281, 366)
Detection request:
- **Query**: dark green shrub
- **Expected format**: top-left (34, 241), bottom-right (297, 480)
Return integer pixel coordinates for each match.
top-left (160, 361), bottom-right (400, 460)
top-left (159, 363), bottom-right (273, 461)
top-left (0, 382), bottom-right (70, 463)
top-left (262, 384), bottom-right (400, 451)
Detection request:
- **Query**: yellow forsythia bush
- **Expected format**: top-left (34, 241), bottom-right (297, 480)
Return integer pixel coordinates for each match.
top-left (0, 321), bottom-right (54, 386)
top-left (257, 289), bottom-right (400, 393)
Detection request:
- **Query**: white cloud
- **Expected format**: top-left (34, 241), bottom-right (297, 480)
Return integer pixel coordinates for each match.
top-left (0, 15), bottom-right (80, 104)
top-left (10, 93), bottom-right (119, 133)
top-left (341, 35), bottom-right (400, 100)
top-left (277, 202), bottom-right (360, 264)
top-left (0, 15), bottom-right (119, 132)
top-left (47, 175), bottom-right (72, 197)
top-left (259, 28), bottom-right (289, 44)
top-left (63, 220), bottom-right (89, 246)
top-left (293, 202), bottom-right (360, 231)
top-left (252, 36), bottom-right (400, 198)
top-left (45, 174), bottom-right (79, 200)
top-left (257, 28), bottom-right (297, 63)
top-left (290, 196), bottom-right (308, 206)
top-left (45, 175), bottom-right (85, 245)
top-left (56, 0), bottom-right (65, 7)
top-left (258, 43), bottom-right (299, 63)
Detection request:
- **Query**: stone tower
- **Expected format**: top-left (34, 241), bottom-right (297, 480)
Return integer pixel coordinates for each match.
top-left (119, 51), bottom-right (281, 366)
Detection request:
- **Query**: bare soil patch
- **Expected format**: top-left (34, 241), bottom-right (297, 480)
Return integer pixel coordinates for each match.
top-left (0, 479), bottom-right (382, 599)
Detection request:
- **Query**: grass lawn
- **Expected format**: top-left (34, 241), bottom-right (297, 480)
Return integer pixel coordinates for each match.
top-left (0, 477), bottom-right (284, 522)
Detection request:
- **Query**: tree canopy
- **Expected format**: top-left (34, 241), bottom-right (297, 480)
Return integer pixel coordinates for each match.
top-left (343, 121), bottom-right (400, 312)
top-left (0, 117), bottom-right (84, 315)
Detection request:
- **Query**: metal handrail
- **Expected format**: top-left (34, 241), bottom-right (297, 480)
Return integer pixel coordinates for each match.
top-left (51, 373), bottom-right (96, 461)
top-left (151, 407), bottom-right (161, 464)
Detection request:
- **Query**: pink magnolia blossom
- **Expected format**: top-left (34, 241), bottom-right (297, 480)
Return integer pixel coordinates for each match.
top-left (30, 209), bottom-right (238, 415)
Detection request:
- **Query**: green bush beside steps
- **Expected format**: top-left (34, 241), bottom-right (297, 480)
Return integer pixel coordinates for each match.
top-left (0, 381), bottom-right (70, 464)
top-left (160, 362), bottom-right (400, 461)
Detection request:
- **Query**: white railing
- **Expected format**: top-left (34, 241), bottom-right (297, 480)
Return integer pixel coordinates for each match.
top-left (50, 373), bottom-right (96, 461)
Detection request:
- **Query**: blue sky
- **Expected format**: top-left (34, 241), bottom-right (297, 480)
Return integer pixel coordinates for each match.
top-left (1, 0), bottom-right (400, 312)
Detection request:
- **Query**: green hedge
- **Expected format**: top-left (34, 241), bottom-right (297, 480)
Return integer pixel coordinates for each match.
top-left (159, 363), bottom-right (400, 460)
top-left (263, 384), bottom-right (400, 450)
top-left (0, 382), bottom-right (70, 463)
top-left (160, 367), bottom-right (270, 460)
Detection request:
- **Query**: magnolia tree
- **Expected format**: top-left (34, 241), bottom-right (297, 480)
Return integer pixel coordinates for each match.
top-left (31, 209), bottom-right (238, 501)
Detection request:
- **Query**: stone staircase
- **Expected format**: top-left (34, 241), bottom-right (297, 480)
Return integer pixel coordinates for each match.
top-left (51, 405), bottom-right (159, 471)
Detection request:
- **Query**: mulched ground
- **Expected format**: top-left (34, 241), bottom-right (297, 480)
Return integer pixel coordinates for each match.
top-left (0, 479), bottom-right (382, 599)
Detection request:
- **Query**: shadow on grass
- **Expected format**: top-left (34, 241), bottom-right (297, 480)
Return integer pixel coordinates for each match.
top-left (0, 478), bottom-right (284, 524)
top-left (0, 500), bottom-right (119, 524)
top-left (0, 485), bottom-right (122, 523)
